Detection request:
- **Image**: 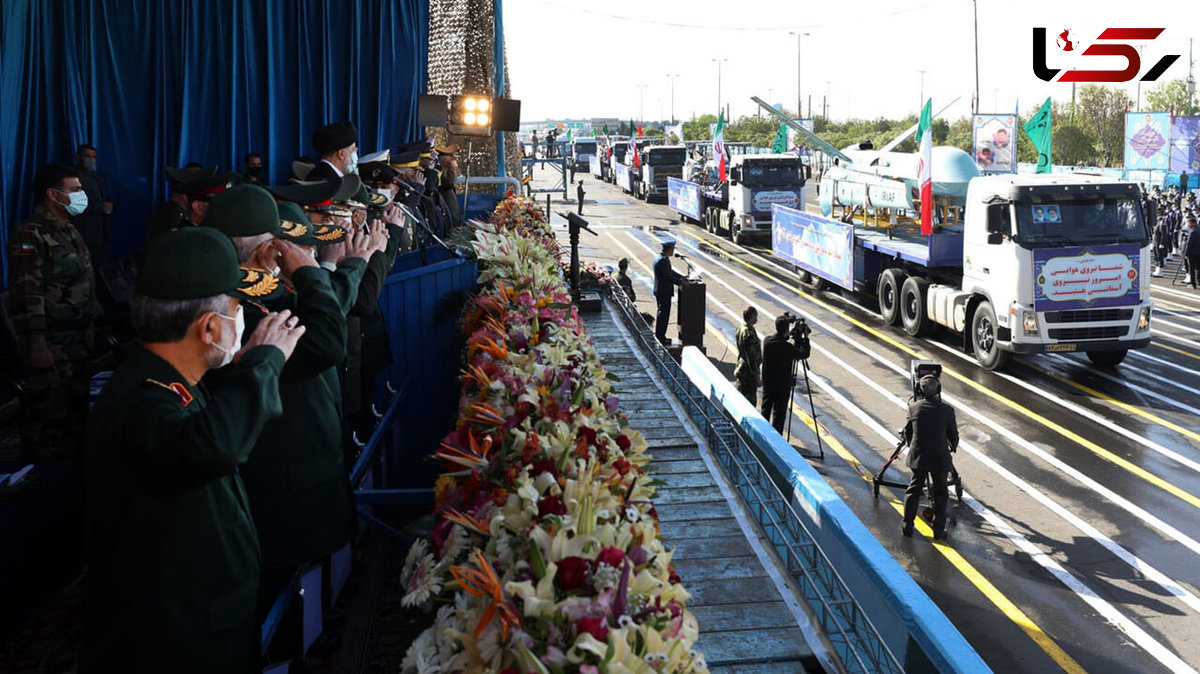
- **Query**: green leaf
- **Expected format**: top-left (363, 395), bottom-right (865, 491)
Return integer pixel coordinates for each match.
top-left (529, 539), bottom-right (547, 579)
top-left (605, 371), bottom-right (621, 382)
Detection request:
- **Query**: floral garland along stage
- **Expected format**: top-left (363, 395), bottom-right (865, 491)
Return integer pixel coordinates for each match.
top-left (401, 194), bottom-right (708, 674)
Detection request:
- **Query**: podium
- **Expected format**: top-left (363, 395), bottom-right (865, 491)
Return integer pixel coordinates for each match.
top-left (676, 279), bottom-right (706, 350)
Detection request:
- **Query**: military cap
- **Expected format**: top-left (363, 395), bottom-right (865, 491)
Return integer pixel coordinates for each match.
top-left (291, 157), bottom-right (317, 182)
top-left (395, 139), bottom-right (434, 160)
top-left (360, 162), bottom-right (398, 186)
top-left (359, 149), bottom-right (390, 164)
top-left (331, 174), bottom-right (363, 204)
top-left (660, 237), bottom-right (676, 249)
top-left (136, 227), bottom-right (283, 302)
top-left (313, 121), bottom-right (358, 155)
top-left (434, 144), bottom-right (459, 157)
top-left (206, 184), bottom-right (282, 237)
top-left (267, 179), bottom-right (352, 218)
top-left (389, 150), bottom-right (422, 169)
top-left (166, 166), bottom-right (240, 197)
top-left (276, 201), bottom-right (347, 246)
top-left (354, 183), bottom-right (390, 208)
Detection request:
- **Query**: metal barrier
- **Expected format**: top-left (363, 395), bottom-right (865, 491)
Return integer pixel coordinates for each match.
top-left (605, 286), bottom-right (902, 674)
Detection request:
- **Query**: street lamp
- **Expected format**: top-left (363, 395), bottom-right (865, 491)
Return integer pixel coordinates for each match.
top-left (789, 31), bottom-right (809, 119)
top-left (970, 0), bottom-right (980, 114)
top-left (667, 74), bottom-right (680, 124)
top-left (637, 84), bottom-right (648, 125)
top-left (712, 58), bottom-right (727, 118)
top-left (918, 70), bottom-right (927, 111)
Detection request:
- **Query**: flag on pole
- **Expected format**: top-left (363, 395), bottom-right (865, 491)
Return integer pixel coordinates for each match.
top-left (603, 124), bottom-right (609, 136)
top-left (566, 128), bottom-right (572, 143)
top-left (713, 113), bottom-right (728, 182)
top-left (771, 122), bottom-right (789, 153)
top-left (632, 125), bottom-right (644, 167)
top-left (916, 99), bottom-right (934, 236)
top-left (1022, 97), bottom-right (1053, 175)
top-left (668, 122), bottom-right (685, 143)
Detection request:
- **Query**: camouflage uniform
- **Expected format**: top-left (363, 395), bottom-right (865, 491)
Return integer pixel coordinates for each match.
top-left (734, 322), bottom-right (762, 406)
top-left (7, 205), bottom-right (99, 457)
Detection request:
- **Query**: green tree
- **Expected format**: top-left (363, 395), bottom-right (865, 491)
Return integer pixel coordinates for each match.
top-left (945, 117), bottom-right (973, 154)
top-left (684, 114), bottom-right (718, 141)
top-left (1143, 78), bottom-right (1199, 115)
top-left (1075, 85), bottom-right (1129, 167)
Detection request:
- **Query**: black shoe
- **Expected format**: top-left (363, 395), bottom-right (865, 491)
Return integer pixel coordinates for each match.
top-left (901, 523), bottom-right (914, 538)
top-left (933, 529), bottom-right (947, 540)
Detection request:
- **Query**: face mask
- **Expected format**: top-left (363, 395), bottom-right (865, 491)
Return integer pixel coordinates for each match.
top-left (246, 166), bottom-right (262, 177)
top-left (373, 186), bottom-right (395, 202)
top-left (346, 150), bottom-right (359, 174)
top-left (81, 158), bottom-right (97, 172)
top-left (211, 305), bottom-right (245, 367)
top-left (59, 190), bottom-right (89, 216)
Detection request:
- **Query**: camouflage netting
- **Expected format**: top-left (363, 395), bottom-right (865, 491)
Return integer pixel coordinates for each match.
top-left (427, 0), bottom-right (519, 179)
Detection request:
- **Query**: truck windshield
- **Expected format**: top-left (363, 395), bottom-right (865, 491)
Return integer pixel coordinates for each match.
top-left (1014, 196), bottom-right (1148, 247)
top-left (647, 149), bottom-right (686, 166)
top-left (741, 162), bottom-right (801, 187)
top-left (574, 142), bottom-right (596, 154)
top-left (613, 143), bottom-right (628, 161)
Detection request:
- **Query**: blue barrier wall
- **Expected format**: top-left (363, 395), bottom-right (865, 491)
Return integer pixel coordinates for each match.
top-left (376, 247), bottom-right (478, 489)
top-left (679, 347), bottom-right (990, 674)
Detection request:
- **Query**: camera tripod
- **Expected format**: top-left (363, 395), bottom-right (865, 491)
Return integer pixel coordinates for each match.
top-left (785, 356), bottom-right (824, 460)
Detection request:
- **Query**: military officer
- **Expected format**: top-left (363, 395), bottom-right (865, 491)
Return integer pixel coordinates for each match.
top-left (436, 144), bottom-right (462, 226)
top-left (85, 227), bottom-right (301, 673)
top-left (144, 166), bottom-right (240, 244)
top-left (7, 163), bottom-right (100, 457)
top-left (390, 149), bottom-right (442, 244)
top-left (396, 139), bottom-right (453, 236)
top-left (204, 184), bottom-right (372, 612)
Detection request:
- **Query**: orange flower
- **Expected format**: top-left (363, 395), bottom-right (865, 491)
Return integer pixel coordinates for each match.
top-left (450, 549), bottom-right (522, 640)
top-left (445, 508), bottom-right (490, 535)
top-left (467, 402), bottom-right (507, 427)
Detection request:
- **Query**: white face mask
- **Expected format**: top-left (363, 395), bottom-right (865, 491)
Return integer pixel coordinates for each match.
top-left (211, 305), bottom-right (245, 367)
top-left (373, 186), bottom-right (395, 202)
top-left (58, 189), bottom-right (89, 216)
top-left (347, 150), bottom-right (359, 174)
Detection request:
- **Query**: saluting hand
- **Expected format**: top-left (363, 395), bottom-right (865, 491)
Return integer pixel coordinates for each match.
top-left (239, 309), bottom-right (306, 362)
top-left (367, 219), bottom-right (389, 256)
top-left (274, 239), bottom-right (318, 275)
top-left (342, 228), bottom-right (374, 262)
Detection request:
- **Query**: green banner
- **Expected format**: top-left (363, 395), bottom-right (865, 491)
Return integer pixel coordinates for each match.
top-left (1023, 98), bottom-right (1053, 174)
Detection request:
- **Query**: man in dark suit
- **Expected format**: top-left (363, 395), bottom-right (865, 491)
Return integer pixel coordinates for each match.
top-left (307, 121), bottom-right (359, 182)
top-left (652, 238), bottom-right (685, 345)
top-left (901, 375), bottom-right (959, 539)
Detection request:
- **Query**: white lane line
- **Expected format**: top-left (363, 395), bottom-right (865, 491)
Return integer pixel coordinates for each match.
top-left (622, 228), bottom-right (1200, 672)
top-left (652, 229), bottom-right (1200, 553)
top-left (1044, 354), bottom-right (1200, 417)
top-left (1128, 347), bottom-right (1200, 377)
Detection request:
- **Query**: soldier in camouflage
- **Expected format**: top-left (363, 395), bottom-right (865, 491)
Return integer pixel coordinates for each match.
top-left (7, 163), bottom-right (101, 457)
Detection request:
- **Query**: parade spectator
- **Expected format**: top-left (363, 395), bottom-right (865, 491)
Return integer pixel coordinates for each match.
top-left (243, 152), bottom-right (265, 184)
top-left (74, 144), bottom-right (113, 264)
top-left (615, 257), bottom-right (636, 302)
top-left (437, 144), bottom-right (461, 226)
top-left (85, 227), bottom-right (303, 673)
top-left (7, 163), bottom-right (99, 457)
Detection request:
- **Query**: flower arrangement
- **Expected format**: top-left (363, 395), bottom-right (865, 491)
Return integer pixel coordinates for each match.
top-left (573, 260), bottom-right (612, 292)
top-left (401, 193), bottom-right (708, 673)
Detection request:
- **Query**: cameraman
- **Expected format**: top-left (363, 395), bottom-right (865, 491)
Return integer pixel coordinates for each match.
top-left (760, 314), bottom-right (811, 433)
top-left (901, 375), bottom-right (959, 540)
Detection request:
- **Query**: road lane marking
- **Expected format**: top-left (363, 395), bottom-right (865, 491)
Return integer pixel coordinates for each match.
top-left (678, 229), bottom-right (1200, 512)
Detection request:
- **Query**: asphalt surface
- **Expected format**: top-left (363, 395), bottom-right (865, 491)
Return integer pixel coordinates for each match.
top-left (547, 168), bottom-right (1200, 673)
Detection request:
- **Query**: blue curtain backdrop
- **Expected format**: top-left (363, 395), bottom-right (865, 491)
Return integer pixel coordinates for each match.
top-left (0, 0), bottom-right (428, 284)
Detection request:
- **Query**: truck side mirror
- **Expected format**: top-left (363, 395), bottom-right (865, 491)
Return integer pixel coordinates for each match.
top-left (987, 231), bottom-right (1004, 245)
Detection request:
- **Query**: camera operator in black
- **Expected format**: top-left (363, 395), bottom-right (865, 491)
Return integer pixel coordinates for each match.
top-left (901, 375), bottom-right (959, 539)
top-left (760, 314), bottom-right (811, 433)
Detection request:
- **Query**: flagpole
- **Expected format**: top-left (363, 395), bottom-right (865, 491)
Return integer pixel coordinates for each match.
top-left (972, 0), bottom-right (980, 118)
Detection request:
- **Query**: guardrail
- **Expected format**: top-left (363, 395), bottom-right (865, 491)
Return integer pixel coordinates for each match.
top-left (604, 286), bottom-right (901, 673)
top-left (607, 285), bottom-right (988, 673)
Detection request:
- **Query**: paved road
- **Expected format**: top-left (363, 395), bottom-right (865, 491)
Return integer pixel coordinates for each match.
top-left (544, 169), bottom-right (1200, 673)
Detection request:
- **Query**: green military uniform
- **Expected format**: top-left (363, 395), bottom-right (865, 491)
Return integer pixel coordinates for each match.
top-left (7, 205), bottom-right (98, 457)
top-left (206, 186), bottom-right (366, 606)
top-left (734, 322), bottom-right (762, 406)
top-left (86, 228), bottom-right (287, 673)
top-left (143, 167), bottom-right (240, 245)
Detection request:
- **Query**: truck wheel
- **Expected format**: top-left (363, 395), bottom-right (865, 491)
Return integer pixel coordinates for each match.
top-left (730, 220), bottom-right (742, 245)
top-left (971, 300), bottom-right (1012, 371)
top-left (1086, 349), bottom-right (1127, 367)
top-left (798, 270), bottom-right (826, 292)
top-left (877, 269), bottom-right (906, 326)
top-left (900, 276), bottom-right (931, 337)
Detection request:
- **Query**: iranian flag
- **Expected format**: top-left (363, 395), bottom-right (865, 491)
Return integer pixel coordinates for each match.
top-left (916, 99), bottom-right (933, 236)
top-left (712, 112), bottom-right (728, 182)
top-left (631, 125), bottom-right (643, 168)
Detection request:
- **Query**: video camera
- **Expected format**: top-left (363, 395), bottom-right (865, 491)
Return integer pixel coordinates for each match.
top-left (910, 359), bottom-right (942, 400)
top-left (779, 311), bottom-right (812, 342)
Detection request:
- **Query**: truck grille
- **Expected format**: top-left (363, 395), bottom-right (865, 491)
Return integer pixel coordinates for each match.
top-left (1047, 326), bottom-right (1129, 340)
top-left (1044, 308), bottom-right (1134, 324)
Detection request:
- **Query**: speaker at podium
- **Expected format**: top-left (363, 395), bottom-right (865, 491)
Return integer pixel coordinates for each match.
top-left (676, 278), bottom-right (706, 351)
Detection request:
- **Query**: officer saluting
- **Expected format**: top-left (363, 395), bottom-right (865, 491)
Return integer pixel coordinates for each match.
top-left (85, 227), bottom-right (302, 673)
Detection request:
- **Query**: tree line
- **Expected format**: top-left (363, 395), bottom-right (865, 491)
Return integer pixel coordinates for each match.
top-left (623, 80), bottom-right (1198, 169)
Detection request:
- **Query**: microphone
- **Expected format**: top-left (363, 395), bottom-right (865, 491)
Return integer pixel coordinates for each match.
top-left (674, 253), bottom-right (689, 259)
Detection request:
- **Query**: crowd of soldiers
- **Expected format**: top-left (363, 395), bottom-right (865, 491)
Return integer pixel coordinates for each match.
top-left (5, 121), bottom-right (464, 671)
top-left (1145, 182), bottom-right (1200, 287)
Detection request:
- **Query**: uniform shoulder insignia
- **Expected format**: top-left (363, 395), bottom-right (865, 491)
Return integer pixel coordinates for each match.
top-left (239, 267), bottom-right (280, 298)
top-left (145, 378), bottom-right (194, 406)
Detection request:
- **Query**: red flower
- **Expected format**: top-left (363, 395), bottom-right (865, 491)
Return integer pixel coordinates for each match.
top-left (616, 434), bottom-right (632, 450)
top-left (596, 546), bottom-right (624, 569)
top-left (612, 458), bottom-right (632, 477)
top-left (499, 668), bottom-right (520, 674)
top-left (576, 615), bottom-right (609, 642)
top-left (555, 556), bottom-right (589, 590)
top-left (538, 495), bottom-right (565, 518)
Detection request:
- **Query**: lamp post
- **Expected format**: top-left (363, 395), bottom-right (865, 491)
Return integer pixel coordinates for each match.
top-left (668, 74), bottom-right (679, 124)
top-left (790, 31), bottom-right (809, 119)
top-left (918, 70), bottom-right (927, 111)
top-left (712, 58), bottom-right (727, 118)
top-left (637, 84), bottom-right (648, 125)
top-left (971, 0), bottom-right (980, 114)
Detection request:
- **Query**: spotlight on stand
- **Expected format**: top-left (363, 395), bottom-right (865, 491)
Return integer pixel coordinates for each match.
top-left (449, 95), bottom-right (494, 136)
